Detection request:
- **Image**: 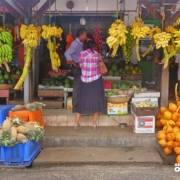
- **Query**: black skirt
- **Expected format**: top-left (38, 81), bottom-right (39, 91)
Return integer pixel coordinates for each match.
top-left (74, 77), bottom-right (106, 114)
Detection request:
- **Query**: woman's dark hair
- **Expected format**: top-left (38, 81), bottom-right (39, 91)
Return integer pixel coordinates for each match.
top-left (76, 28), bottom-right (87, 37)
top-left (84, 38), bottom-right (96, 52)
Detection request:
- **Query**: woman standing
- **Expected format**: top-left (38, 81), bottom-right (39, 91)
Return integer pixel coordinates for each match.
top-left (74, 39), bottom-right (106, 127)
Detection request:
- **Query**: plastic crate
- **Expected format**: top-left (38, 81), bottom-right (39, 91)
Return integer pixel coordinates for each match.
top-left (0, 105), bottom-right (15, 125)
top-left (0, 146), bottom-right (4, 162)
top-left (0, 141), bottom-right (41, 166)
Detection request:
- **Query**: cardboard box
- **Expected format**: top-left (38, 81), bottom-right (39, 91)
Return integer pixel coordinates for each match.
top-left (107, 102), bottom-right (128, 115)
top-left (133, 114), bottom-right (155, 133)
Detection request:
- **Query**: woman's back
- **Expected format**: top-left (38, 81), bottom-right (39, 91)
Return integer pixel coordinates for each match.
top-left (80, 49), bottom-right (101, 83)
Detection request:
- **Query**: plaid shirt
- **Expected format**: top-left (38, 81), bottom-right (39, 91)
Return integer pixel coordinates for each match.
top-left (80, 49), bottom-right (101, 83)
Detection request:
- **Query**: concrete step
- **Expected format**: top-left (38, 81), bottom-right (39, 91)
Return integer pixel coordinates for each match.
top-left (43, 127), bottom-right (156, 148)
top-left (44, 109), bottom-right (133, 127)
top-left (0, 164), bottom-right (178, 180)
top-left (34, 146), bottom-right (163, 167)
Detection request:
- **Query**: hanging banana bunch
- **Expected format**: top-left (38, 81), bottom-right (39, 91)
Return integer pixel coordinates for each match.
top-left (106, 19), bottom-right (128, 57)
top-left (131, 18), bottom-right (150, 61)
top-left (0, 28), bottom-right (13, 72)
top-left (153, 32), bottom-right (173, 68)
top-left (42, 25), bottom-right (63, 71)
top-left (173, 17), bottom-right (180, 28)
top-left (173, 30), bottom-right (180, 50)
top-left (122, 28), bottom-right (134, 63)
top-left (142, 27), bottom-right (161, 58)
top-left (14, 24), bottom-right (41, 90)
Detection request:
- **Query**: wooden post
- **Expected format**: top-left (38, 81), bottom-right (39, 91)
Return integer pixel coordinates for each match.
top-left (160, 67), bottom-right (169, 106)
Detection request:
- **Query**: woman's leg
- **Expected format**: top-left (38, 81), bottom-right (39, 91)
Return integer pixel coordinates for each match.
top-left (92, 112), bottom-right (99, 127)
top-left (74, 113), bottom-right (81, 127)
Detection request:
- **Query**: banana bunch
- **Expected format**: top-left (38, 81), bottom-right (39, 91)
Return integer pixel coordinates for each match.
top-left (131, 18), bottom-right (150, 61)
top-left (42, 25), bottom-right (63, 39)
top-left (165, 26), bottom-right (177, 34)
top-left (0, 44), bottom-right (13, 64)
top-left (154, 32), bottom-right (173, 68)
top-left (141, 27), bottom-right (161, 58)
top-left (0, 30), bottom-right (13, 64)
top-left (20, 24), bottom-right (41, 48)
top-left (122, 28), bottom-right (134, 63)
top-left (149, 27), bottom-right (161, 37)
top-left (106, 19), bottom-right (128, 57)
top-left (14, 24), bottom-right (41, 90)
top-left (173, 17), bottom-right (180, 27)
top-left (173, 30), bottom-right (180, 49)
top-left (153, 32), bottom-right (171, 49)
top-left (42, 25), bottom-right (63, 71)
top-left (131, 18), bottom-right (150, 39)
top-left (0, 31), bottom-right (13, 47)
top-left (47, 39), bottom-right (61, 71)
top-left (0, 29), bottom-right (13, 72)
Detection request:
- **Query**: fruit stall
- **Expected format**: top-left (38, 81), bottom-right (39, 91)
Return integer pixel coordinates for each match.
top-left (0, 0), bottom-right (180, 165)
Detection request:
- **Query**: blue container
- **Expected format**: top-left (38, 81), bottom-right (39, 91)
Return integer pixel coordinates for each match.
top-left (0, 141), bottom-right (41, 166)
top-left (0, 146), bottom-right (4, 162)
top-left (0, 105), bottom-right (15, 125)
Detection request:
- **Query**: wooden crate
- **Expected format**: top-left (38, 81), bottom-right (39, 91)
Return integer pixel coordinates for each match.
top-left (0, 89), bottom-right (9, 104)
top-left (41, 100), bottom-right (64, 109)
top-left (38, 89), bottom-right (64, 98)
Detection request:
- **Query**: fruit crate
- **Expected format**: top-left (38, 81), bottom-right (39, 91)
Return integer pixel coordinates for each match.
top-left (0, 105), bottom-right (15, 125)
top-left (0, 141), bottom-right (41, 167)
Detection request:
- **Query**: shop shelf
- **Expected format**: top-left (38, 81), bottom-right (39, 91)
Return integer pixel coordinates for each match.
top-left (0, 105), bottom-right (15, 125)
top-left (0, 141), bottom-right (41, 167)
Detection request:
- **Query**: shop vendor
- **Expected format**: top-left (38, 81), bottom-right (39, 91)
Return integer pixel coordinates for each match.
top-left (65, 28), bottom-right (87, 123)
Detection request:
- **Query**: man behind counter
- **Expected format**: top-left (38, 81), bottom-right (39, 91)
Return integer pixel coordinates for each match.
top-left (65, 28), bottom-right (87, 125)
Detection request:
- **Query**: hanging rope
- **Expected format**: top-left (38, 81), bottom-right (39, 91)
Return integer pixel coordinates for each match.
top-left (136, 0), bottom-right (142, 19)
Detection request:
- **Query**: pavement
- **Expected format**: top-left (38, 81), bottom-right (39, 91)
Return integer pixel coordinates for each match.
top-left (0, 165), bottom-right (179, 180)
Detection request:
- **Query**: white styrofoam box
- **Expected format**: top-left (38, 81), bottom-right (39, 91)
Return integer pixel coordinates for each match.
top-left (134, 91), bottom-right (160, 98)
top-left (134, 114), bottom-right (155, 133)
top-left (131, 97), bottom-right (159, 107)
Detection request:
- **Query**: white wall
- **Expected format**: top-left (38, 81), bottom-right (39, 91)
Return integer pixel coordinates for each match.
top-left (34, 0), bottom-right (138, 23)
top-left (36, 0), bottom-right (118, 11)
top-left (35, 0), bottom-right (137, 12)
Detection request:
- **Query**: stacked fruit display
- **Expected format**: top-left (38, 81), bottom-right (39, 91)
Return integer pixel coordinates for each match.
top-left (41, 77), bottom-right (73, 88)
top-left (42, 25), bottom-right (63, 71)
top-left (0, 65), bottom-right (21, 87)
top-left (0, 117), bottom-right (44, 147)
top-left (120, 64), bottom-right (142, 75)
top-left (156, 86), bottom-right (180, 163)
top-left (0, 28), bottom-right (13, 72)
top-left (14, 24), bottom-right (41, 90)
top-left (108, 64), bottom-right (120, 76)
top-left (106, 19), bottom-right (128, 57)
top-left (107, 64), bottom-right (141, 77)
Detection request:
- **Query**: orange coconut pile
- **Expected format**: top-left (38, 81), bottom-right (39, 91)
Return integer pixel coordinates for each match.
top-left (156, 84), bottom-right (180, 163)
